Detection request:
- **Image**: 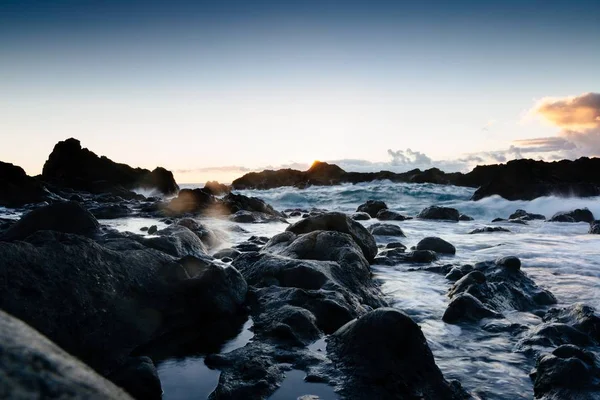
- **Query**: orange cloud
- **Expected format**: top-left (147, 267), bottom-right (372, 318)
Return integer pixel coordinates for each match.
top-left (533, 92), bottom-right (600, 130)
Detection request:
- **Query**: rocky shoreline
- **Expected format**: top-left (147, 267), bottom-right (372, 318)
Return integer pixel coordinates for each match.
top-left (1, 139), bottom-right (600, 399)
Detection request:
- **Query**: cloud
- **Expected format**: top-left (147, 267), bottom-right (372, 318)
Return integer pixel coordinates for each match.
top-left (175, 165), bottom-right (252, 174)
top-left (387, 148), bottom-right (433, 167)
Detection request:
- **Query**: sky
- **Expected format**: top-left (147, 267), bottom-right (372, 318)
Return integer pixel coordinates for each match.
top-left (1, 0), bottom-right (599, 183)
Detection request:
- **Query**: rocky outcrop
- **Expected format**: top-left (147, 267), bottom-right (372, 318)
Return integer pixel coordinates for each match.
top-left (417, 206), bottom-right (460, 222)
top-left (203, 180), bottom-right (230, 196)
top-left (285, 212), bottom-right (378, 262)
top-left (549, 208), bottom-right (595, 223)
top-left (0, 161), bottom-right (49, 207)
top-left (356, 200), bottom-right (387, 218)
top-left (41, 138), bottom-right (179, 195)
top-left (0, 309), bottom-right (132, 399)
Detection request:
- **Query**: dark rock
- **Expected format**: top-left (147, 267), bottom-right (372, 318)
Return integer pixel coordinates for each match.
top-left (176, 218), bottom-right (221, 248)
top-left (550, 208), bottom-right (595, 223)
top-left (374, 249), bottom-right (438, 265)
top-left (0, 161), bottom-right (49, 207)
top-left (416, 237), bottom-right (456, 255)
top-left (445, 267), bottom-right (464, 281)
top-left (41, 138), bottom-right (179, 195)
top-left (385, 241), bottom-right (407, 250)
top-left (327, 308), bottom-right (468, 399)
top-left (203, 180), bottom-right (230, 196)
top-left (213, 248), bottom-right (242, 260)
top-left (0, 309), bottom-right (132, 399)
top-left (147, 225), bottom-right (158, 235)
top-left (491, 217), bottom-right (505, 223)
top-left (458, 214), bottom-right (474, 221)
top-left (519, 323), bottom-right (596, 350)
top-left (442, 293), bottom-right (502, 323)
top-left (90, 203), bottom-right (131, 219)
top-left (140, 226), bottom-right (149, 232)
top-left (351, 212), bottom-right (371, 221)
top-left (109, 356), bottom-right (161, 400)
top-left (222, 193), bottom-right (285, 219)
top-left (376, 209), bottom-right (411, 221)
top-left (496, 256), bottom-right (521, 272)
top-left (356, 200), bottom-right (388, 218)
top-left (368, 223), bottom-right (405, 237)
top-left (509, 209), bottom-right (546, 221)
top-left (286, 212), bottom-right (378, 262)
top-left (1, 201), bottom-right (99, 241)
top-left (0, 231), bottom-right (247, 375)
top-left (469, 226), bottom-right (511, 234)
top-left (165, 188), bottom-right (216, 215)
top-left (141, 225), bottom-right (207, 258)
top-left (590, 221), bottom-right (600, 234)
top-left (417, 206), bottom-right (460, 222)
top-left (230, 210), bottom-right (287, 224)
top-left (542, 303), bottom-right (600, 343)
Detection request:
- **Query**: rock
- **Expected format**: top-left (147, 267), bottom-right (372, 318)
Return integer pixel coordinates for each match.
top-left (550, 208), bottom-right (595, 223)
top-left (147, 225), bottom-right (158, 235)
top-left (458, 214), bottom-right (474, 221)
top-left (230, 210), bottom-right (287, 224)
top-left (351, 212), bottom-right (371, 221)
top-left (176, 218), bottom-right (221, 248)
top-left (374, 249), bottom-right (438, 265)
top-left (41, 138), bottom-right (179, 195)
top-left (417, 206), bottom-right (460, 222)
top-left (469, 226), bottom-right (511, 234)
top-left (590, 221), bottom-right (600, 234)
top-left (286, 212), bottom-right (378, 262)
top-left (368, 223), bottom-right (405, 237)
top-left (0, 161), bottom-right (49, 207)
top-left (496, 256), bottom-right (521, 272)
top-left (203, 180), bottom-right (230, 196)
top-left (416, 237), bottom-right (456, 255)
top-left (442, 293), bottom-right (502, 323)
top-left (542, 303), bottom-right (600, 343)
top-left (376, 209), bottom-right (410, 221)
top-left (1, 201), bottom-right (99, 241)
top-left (0, 230), bottom-right (247, 375)
top-left (222, 193), bottom-right (285, 219)
top-left (327, 308), bottom-right (468, 399)
top-left (531, 346), bottom-right (600, 400)
top-left (141, 225), bottom-right (208, 257)
top-left (90, 204), bottom-right (131, 219)
top-left (491, 218), bottom-right (527, 225)
top-left (385, 241), bottom-right (407, 250)
top-left (165, 188), bottom-right (216, 215)
top-left (108, 357), bottom-right (161, 400)
top-left (445, 267), bottom-right (464, 281)
top-left (356, 200), bottom-right (388, 218)
top-left (508, 209), bottom-right (546, 221)
top-left (0, 309), bottom-right (132, 399)
top-left (213, 248), bottom-right (242, 260)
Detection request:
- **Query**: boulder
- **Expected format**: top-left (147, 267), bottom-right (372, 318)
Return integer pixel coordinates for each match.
top-left (108, 357), bottom-right (161, 400)
top-left (469, 226), bottom-right (511, 234)
top-left (417, 206), bottom-right (460, 222)
top-left (140, 225), bottom-right (208, 257)
top-left (550, 208), bottom-right (595, 223)
top-left (89, 204), bottom-right (131, 219)
top-left (41, 138), bottom-right (179, 195)
top-left (176, 218), bottom-right (221, 248)
top-left (286, 212), bottom-right (377, 262)
top-left (0, 309), bottom-right (132, 399)
top-left (590, 221), bottom-right (600, 234)
top-left (0, 231), bottom-right (247, 375)
top-left (442, 293), bottom-right (502, 323)
top-left (376, 209), bottom-right (410, 221)
top-left (368, 223), bottom-right (405, 237)
top-left (416, 237), bottom-right (456, 255)
top-left (508, 209), bottom-right (546, 221)
top-left (327, 308), bottom-right (468, 399)
top-left (374, 249), bottom-right (438, 265)
top-left (222, 193), bottom-right (285, 218)
top-left (230, 210), bottom-right (287, 224)
top-left (1, 201), bottom-right (99, 241)
top-left (203, 180), bottom-right (230, 196)
top-left (356, 200), bottom-right (388, 218)
top-left (0, 161), bottom-right (49, 207)
top-left (458, 214), bottom-right (474, 221)
top-left (213, 248), bottom-right (242, 260)
top-left (351, 212), bottom-right (371, 221)
top-left (165, 188), bottom-right (216, 215)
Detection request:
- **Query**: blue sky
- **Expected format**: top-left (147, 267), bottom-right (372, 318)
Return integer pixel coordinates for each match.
top-left (1, 1), bottom-right (599, 182)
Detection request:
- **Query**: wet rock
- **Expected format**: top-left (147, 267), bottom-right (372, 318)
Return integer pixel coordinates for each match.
top-left (166, 188), bottom-right (216, 215)
top-left (368, 223), bottom-right (405, 237)
top-left (0, 309), bottom-right (132, 399)
top-left (328, 308), bottom-right (469, 399)
top-left (1, 201), bottom-right (99, 241)
top-left (356, 200), bottom-right (388, 218)
top-left (108, 356), bottom-right (161, 400)
top-left (445, 267), bottom-right (464, 281)
top-left (374, 249), bottom-right (438, 265)
top-left (542, 303), bottom-right (600, 343)
top-left (417, 206), bottom-right (460, 222)
top-left (176, 218), bottom-right (221, 248)
top-left (140, 226), bottom-right (149, 232)
top-left (492, 218), bottom-right (528, 225)
top-left (213, 248), bottom-right (242, 260)
top-left (147, 225), bottom-right (158, 235)
top-left (509, 209), bottom-right (546, 221)
top-left (203, 180), bottom-right (230, 196)
top-left (530, 346), bottom-right (600, 399)
top-left (376, 209), bottom-right (410, 221)
top-left (385, 241), bottom-right (407, 250)
top-left (550, 208), bottom-right (595, 223)
top-left (0, 230), bottom-right (247, 375)
top-left (0, 161), bottom-right (49, 207)
top-left (351, 212), bottom-right (371, 221)
top-left (41, 138), bottom-right (179, 195)
top-left (590, 221), bottom-right (600, 234)
top-left (416, 237), bottom-right (456, 255)
top-left (458, 214), bottom-right (474, 221)
top-left (140, 225), bottom-right (208, 257)
top-left (443, 293), bottom-right (502, 323)
top-left (230, 210), bottom-right (287, 223)
top-left (469, 226), bottom-right (511, 234)
top-left (222, 193), bottom-right (285, 219)
top-left (90, 204), bottom-right (131, 219)
top-left (496, 255), bottom-right (521, 272)
top-left (286, 212), bottom-right (378, 262)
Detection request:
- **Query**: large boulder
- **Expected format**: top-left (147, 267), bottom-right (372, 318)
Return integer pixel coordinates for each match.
top-left (356, 200), bottom-right (388, 218)
top-left (0, 161), bottom-right (49, 207)
top-left (222, 193), bottom-right (285, 218)
top-left (417, 206), bottom-right (460, 222)
top-left (376, 209), bottom-right (410, 221)
top-left (0, 201), bottom-right (99, 241)
top-left (285, 212), bottom-right (377, 262)
top-left (550, 208), bottom-right (595, 223)
top-left (203, 180), bottom-right (230, 196)
top-left (416, 237), bottom-right (456, 255)
top-left (41, 138), bottom-right (179, 195)
top-left (327, 308), bottom-right (468, 399)
top-left (368, 223), bottom-right (405, 237)
top-left (0, 309), bottom-right (132, 399)
top-left (0, 231), bottom-right (247, 375)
